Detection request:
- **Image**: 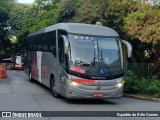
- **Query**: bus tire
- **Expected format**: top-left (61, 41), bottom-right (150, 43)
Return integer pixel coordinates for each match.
top-left (50, 76), bottom-right (60, 98)
top-left (29, 68), bottom-right (34, 82)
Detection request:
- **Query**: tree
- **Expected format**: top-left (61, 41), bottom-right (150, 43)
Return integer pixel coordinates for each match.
top-left (124, 4), bottom-right (160, 63)
top-left (0, 0), bottom-right (10, 23)
top-left (74, 0), bottom-right (100, 24)
top-left (0, 0), bottom-right (14, 60)
top-left (75, 0), bottom-right (139, 37)
top-left (0, 0), bottom-right (10, 42)
top-left (20, 0), bottom-right (59, 35)
top-left (56, 0), bottom-right (83, 22)
top-left (8, 4), bottom-right (32, 36)
top-left (124, 4), bottom-right (160, 44)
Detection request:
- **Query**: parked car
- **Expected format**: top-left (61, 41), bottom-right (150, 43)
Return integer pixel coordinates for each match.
top-left (1, 58), bottom-right (14, 70)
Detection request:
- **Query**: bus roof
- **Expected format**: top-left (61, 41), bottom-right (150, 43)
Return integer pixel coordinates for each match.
top-left (28, 23), bottom-right (119, 37)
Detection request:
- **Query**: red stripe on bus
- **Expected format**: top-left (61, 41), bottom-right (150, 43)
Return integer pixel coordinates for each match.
top-left (31, 53), bottom-right (35, 77)
top-left (71, 78), bottom-right (95, 84)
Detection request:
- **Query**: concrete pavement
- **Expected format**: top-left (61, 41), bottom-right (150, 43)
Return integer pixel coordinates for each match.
top-left (0, 70), bottom-right (159, 120)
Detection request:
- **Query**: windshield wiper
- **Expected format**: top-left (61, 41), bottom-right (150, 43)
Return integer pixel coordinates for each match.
top-left (100, 50), bottom-right (104, 62)
top-left (91, 48), bottom-right (96, 64)
top-left (77, 61), bottom-right (92, 66)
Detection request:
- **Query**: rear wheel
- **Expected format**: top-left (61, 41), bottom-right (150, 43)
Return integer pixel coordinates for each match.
top-left (50, 77), bottom-right (60, 98)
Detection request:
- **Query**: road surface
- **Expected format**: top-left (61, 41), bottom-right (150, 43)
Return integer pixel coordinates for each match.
top-left (0, 70), bottom-right (159, 120)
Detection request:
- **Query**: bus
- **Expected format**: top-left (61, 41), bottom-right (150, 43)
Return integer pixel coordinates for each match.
top-left (24, 23), bottom-right (132, 99)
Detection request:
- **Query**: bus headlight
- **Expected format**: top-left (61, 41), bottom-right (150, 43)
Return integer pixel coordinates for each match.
top-left (116, 80), bottom-right (125, 88)
top-left (69, 80), bottom-right (80, 87)
top-left (71, 81), bottom-right (80, 86)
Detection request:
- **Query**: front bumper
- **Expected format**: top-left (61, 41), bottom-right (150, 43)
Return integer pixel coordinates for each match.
top-left (64, 80), bottom-right (124, 99)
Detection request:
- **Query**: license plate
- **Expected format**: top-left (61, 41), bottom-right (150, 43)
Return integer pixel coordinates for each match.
top-left (94, 93), bottom-right (103, 97)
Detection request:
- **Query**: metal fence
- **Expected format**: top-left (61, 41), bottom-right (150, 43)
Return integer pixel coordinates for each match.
top-left (123, 62), bottom-right (160, 97)
top-left (124, 62), bottom-right (160, 79)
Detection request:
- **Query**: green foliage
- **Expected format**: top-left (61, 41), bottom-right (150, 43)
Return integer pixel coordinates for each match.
top-left (124, 71), bottom-right (139, 93)
top-left (137, 78), bottom-right (148, 94)
top-left (0, 0), bottom-right (11, 23)
top-left (75, 0), bottom-right (100, 23)
top-left (0, 0), bottom-right (15, 60)
top-left (15, 0), bottom-right (59, 56)
top-left (124, 4), bottom-right (160, 63)
top-left (124, 4), bottom-right (160, 44)
top-left (124, 71), bottom-right (160, 98)
top-left (20, 1), bottom-right (59, 35)
top-left (147, 76), bottom-right (160, 97)
top-left (104, 0), bottom-right (138, 32)
top-left (56, 0), bottom-right (83, 22)
top-left (8, 4), bottom-right (32, 36)
top-left (75, 0), bottom-right (138, 32)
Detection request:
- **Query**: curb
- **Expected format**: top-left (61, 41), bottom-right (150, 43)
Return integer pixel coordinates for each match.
top-left (124, 94), bottom-right (160, 102)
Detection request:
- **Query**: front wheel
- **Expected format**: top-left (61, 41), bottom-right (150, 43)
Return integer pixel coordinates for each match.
top-left (50, 77), bottom-right (60, 98)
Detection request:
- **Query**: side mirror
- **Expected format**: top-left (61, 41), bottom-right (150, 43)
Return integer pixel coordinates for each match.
top-left (121, 40), bottom-right (132, 58)
top-left (60, 35), bottom-right (69, 54)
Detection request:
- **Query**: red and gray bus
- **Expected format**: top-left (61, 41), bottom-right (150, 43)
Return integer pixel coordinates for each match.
top-left (24, 23), bottom-right (132, 99)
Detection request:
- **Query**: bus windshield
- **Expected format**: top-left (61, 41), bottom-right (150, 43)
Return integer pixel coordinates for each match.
top-left (68, 35), bottom-right (123, 80)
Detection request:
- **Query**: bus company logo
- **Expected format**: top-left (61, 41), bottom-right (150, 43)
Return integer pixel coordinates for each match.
top-left (96, 86), bottom-right (101, 90)
top-left (1, 112), bottom-right (42, 118)
top-left (2, 112), bottom-right (11, 117)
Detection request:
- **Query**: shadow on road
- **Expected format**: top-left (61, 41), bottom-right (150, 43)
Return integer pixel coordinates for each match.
top-left (64, 99), bottom-right (116, 105)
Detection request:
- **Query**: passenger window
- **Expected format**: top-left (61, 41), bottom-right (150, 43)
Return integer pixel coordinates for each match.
top-left (43, 45), bottom-right (48, 51)
top-left (50, 45), bottom-right (56, 56)
top-left (48, 31), bottom-right (56, 57)
top-left (38, 45), bottom-right (43, 51)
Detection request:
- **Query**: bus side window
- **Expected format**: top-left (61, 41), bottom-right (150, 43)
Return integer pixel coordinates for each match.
top-left (34, 35), bottom-right (37, 50)
top-left (26, 37), bottom-right (30, 50)
top-left (38, 45), bottom-right (42, 51)
top-left (50, 45), bottom-right (56, 55)
top-left (37, 34), bottom-right (44, 51)
top-left (27, 37), bottom-right (30, 50)
top-left (48, 31), bottom-right (56, 57)
top-left (30, 36), bottom-right (34, 51)
top-left (42, 33), bottom-right (47, 51)
top-left (43, 45), bottom-right (48, 51)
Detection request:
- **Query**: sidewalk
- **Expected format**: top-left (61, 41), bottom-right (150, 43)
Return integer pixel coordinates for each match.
top-left (124, 94), bottom-right (160, 102)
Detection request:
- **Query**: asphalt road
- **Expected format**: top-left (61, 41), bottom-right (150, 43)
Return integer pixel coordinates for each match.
top-left (0, 70), bottom-right (159, 120)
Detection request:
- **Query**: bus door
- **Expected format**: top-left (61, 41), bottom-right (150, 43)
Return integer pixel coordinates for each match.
top-left (58, 35), bottom-right (68, 95)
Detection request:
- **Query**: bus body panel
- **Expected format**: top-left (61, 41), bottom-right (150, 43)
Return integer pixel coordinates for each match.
top-left (25, 51), bottom-right (63, 94)
top-left (65, 83), bottom-right (123, 99)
